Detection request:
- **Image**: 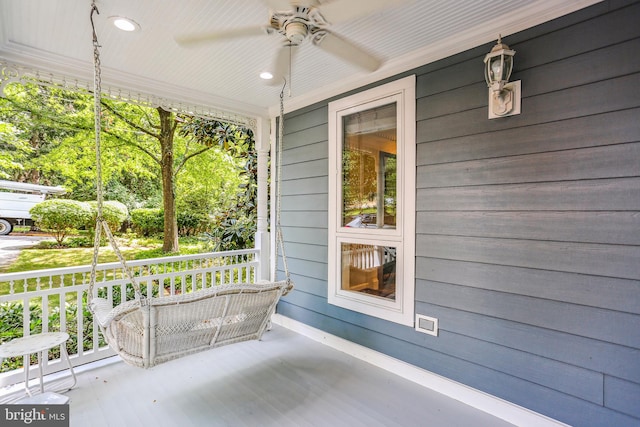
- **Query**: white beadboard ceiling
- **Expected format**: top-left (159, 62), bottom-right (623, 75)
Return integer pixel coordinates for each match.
top-left (0, 0), bottom-right (601, 119)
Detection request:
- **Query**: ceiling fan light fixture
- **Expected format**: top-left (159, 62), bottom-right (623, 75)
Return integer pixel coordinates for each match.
top-left (260, 71), bottom-right (274, 80)
top-left (109, 16), bottom-right (141, 32)
top-left (285, 21), bottom-right (307, 45)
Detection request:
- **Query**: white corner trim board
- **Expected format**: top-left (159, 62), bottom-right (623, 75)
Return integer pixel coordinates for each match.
top-left (271, 314), bottom-right (570, 427)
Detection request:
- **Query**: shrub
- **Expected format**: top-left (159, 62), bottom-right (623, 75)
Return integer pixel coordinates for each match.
top-left (177, 211), bottom-right (211, 236)
top-left (86, 200), bottom-right (129, 233)
top-left (30, 199), bottom-right (92, 245)
top-left (64, 235), bottom-right (94, 247)
top-left (0, 300), bottom-right (105, 372)
top-left (203, 214), bottom-right (254, 252)
top-left (130, 208), bottom-right (163, 236)
top-left (0, 301), bottom-right (34, 342)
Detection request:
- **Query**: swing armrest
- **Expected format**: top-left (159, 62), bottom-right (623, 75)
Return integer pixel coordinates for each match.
top-left (91, 297), bottom-right (141, 328)
top-left (252, 279), bottom-right (294, 296)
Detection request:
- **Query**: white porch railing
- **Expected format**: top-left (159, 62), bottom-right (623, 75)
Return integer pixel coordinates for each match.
top-left (0, 249), bottom-right (259, 388)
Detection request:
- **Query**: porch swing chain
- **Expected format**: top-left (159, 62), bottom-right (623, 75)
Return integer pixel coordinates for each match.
top-left (88, 1), bottom-right (143, 305)
top-left (276, 80), bottom-right (290, 282)
top-left (88, 0), bottom-right (289, 301)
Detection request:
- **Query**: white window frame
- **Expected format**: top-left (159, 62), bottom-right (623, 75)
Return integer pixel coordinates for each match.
top-left (327, 75), bottom-right (416, 326)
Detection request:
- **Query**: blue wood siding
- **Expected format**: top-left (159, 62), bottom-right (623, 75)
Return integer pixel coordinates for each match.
top-left (276, 1), bottom-right (640, 425)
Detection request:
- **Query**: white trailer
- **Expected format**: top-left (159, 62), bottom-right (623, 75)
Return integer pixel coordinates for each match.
top-left (0, 180), bottom-right (66, 235)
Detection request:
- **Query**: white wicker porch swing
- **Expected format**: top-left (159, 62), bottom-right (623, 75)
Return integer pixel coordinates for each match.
top-left (86, 2), bottom-right (292, 369)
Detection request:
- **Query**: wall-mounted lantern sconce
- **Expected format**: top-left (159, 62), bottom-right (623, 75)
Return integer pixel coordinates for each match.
top-left (484, 35), bottom-right (521, 119)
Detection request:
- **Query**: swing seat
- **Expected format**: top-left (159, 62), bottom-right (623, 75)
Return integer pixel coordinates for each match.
top-left (90, 280), bottom-right (292, 368)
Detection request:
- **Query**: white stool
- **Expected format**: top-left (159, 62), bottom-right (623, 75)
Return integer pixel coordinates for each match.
top-left (0, 332), bottom-right (77, 396)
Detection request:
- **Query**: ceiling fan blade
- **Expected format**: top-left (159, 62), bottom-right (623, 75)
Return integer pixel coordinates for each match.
top-left (263, 0), bottom-right (317, 10)
top-left (263, 0), bottom-right (293, 10)
top-left (175, 26), bottom-right (268, 46)
top-left (318, 0), bottom-right (409, 24)
top-left (266, 44), bottom-right (299, 86)
top-left (315, 32), bottom-right (380, 72)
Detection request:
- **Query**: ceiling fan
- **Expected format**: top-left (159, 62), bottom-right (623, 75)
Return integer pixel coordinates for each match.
top-left (174, 0), bottom-right (408, 84)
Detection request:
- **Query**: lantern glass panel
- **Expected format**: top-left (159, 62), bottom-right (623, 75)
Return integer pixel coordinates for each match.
top-left (503, 55), bottom-right (513, 80)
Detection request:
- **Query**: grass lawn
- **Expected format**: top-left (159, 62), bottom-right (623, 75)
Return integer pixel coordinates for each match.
top-left (0, 234), bottom-right (208, 294)
top-left (2, 246), bottom-right (147, 273)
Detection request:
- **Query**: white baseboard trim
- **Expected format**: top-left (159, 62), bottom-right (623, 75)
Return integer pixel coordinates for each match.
top-left (272, 313), bottom-right (570, 427)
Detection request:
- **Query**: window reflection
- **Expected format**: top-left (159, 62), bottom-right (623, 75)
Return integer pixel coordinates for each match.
top-left (342, 103), bottom-right (397, 229)
top-left (341, 243), bottom-right (396, 300)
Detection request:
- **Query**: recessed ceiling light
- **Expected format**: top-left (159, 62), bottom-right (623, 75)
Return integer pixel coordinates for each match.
top-left (109, 16), bottom-right (140, 32)
top-left (259, 72), bottom-right (274, 80)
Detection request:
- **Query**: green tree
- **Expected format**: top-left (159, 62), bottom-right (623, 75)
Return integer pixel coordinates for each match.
top-left (175, 143), bottom-right (244, 224)
top-left (100, 103), bottom-right (253, 252)
top-left (0, 122), bottom-right (30, 179)
top-left (180, 117), bottom-right (257, 250)
top-left (1, 81), bottom-right (253, 252)
top-left (0, 83), bottom-right (80, 184)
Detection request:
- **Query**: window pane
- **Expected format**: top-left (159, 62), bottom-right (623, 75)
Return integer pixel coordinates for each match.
top-left (341, 243), bottom-right (396, 300)
top-left (342, 103), bottom-right (397, 229)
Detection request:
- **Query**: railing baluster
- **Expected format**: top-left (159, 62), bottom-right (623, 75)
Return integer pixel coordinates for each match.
top-left (202, 267), bottom-right (208, 289)
top-left (91, 289), bottom-right (100, 353)
top-left (41, 294), bottom-right (50, 372)
top-left (42, 294), bottom-right (49, 334)
top-left (59, 274), bottom-right (66, 342)
top-left (22, 296), bottom-right (30, 336)
top-left (77, 290), bottom-right (84, 357)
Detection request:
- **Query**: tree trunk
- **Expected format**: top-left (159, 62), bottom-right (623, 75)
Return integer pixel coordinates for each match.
top-left (158, 108), bottom-right (179, 253)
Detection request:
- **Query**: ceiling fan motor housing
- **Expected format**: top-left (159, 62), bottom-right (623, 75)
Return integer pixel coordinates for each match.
top-left (285, 20), bottom-right (308, 44)
top-left (271, 6), bottom-right (328, 45)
